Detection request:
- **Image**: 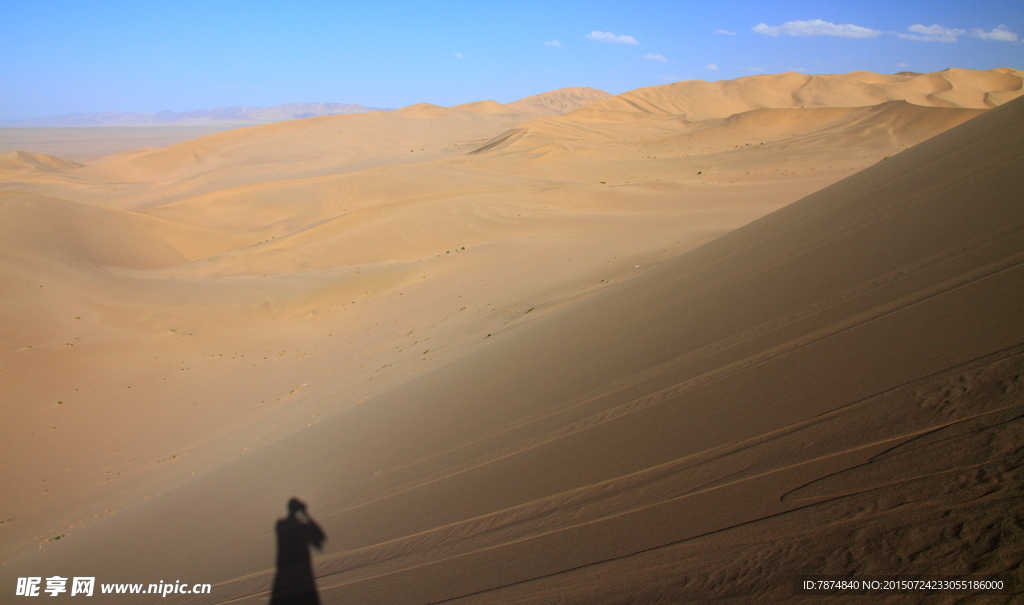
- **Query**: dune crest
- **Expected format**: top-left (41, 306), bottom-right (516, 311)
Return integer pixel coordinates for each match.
top-left (507, 86), bottom-right (613, 115)
top-left (0, 150), bottom-right (82, 174)
top-left (584, 67), bottom-right (1024, 120)
top-left (450, 100), bottom-right (519, 115)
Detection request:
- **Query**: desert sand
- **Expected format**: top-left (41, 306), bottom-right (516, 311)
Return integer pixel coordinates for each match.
top-left (0, 126), bottom-right (249, 163)
top-left (2, 68), bottom-right (1023, 603)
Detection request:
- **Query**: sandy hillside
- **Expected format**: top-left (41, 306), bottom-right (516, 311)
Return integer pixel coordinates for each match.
top-left (507, 86), bottom-right (613, 116)
top-left (1, 69), bottom-right (1022, 603)
top-left (0, 87), bottom-right (610, 164)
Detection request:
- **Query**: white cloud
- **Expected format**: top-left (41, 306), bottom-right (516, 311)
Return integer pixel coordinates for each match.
top-left (454, 52), bottom-right (464, 59)
top-left (896, 62), bottom-right (910, 68)
top-left (643, 53), bottom-right (668, 62)
top-left (586, 31), bottom-right (639, 45)
top-left (897, 24), bottom-right (965, 43)
top-left (897, 23), bottom-right (1019, 43)
top-left (543, 39), bottom-right (562, 47)
top-left (753, 19), bottom-right (882, 39)
top-left (714, 29), bottom-right (738, 36)
top-left (969, 25), bottom-right (1018, 42)
top-left (706, 63), bottom-right (719, 71)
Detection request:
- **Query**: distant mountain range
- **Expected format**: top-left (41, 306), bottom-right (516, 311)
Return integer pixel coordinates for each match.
top-left (1, 103), bottom-right (390, 127)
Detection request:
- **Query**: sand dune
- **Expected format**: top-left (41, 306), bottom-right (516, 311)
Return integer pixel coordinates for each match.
top-left (584, 67), bottom-right (1024, 120)
top-left (450, 100), bottom-right (520, 115)
top-left (68, 109), bottom-right (525, 187)
top-left (1, 191), bottom-right (258, 269)
top-left (2, 70), bottom-right (1022, 603)
top-left (506, 86), bottom-right (613, 116)
top-left (496, 99), bottom-right (984, 155)
top-left (0, 150), bottom-right (82, 174)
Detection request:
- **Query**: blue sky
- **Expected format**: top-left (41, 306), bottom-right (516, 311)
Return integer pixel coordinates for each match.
top-left (1, 0), bottom-right (1022, 119)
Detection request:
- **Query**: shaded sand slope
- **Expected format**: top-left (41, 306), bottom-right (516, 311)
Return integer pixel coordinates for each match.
top-left (7, 94), bottom-right (1022, 603)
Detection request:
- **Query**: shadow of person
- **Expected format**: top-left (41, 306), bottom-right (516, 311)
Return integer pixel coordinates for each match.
top-left (270, 497), bottom-right (326, 605)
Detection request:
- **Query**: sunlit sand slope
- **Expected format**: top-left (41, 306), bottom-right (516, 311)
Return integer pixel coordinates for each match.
top-left (0, 150), bottom-right (82, 174)
top-left (507, 86), bottom-right (613, 116)
top-left (585, 67), bottom-right (1024, 120)
top-left (50, 107), bottom-right (532, 208)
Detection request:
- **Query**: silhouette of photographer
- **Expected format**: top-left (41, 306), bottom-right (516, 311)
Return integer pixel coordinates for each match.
top-left (271, 498), bottom-right (326, 605)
